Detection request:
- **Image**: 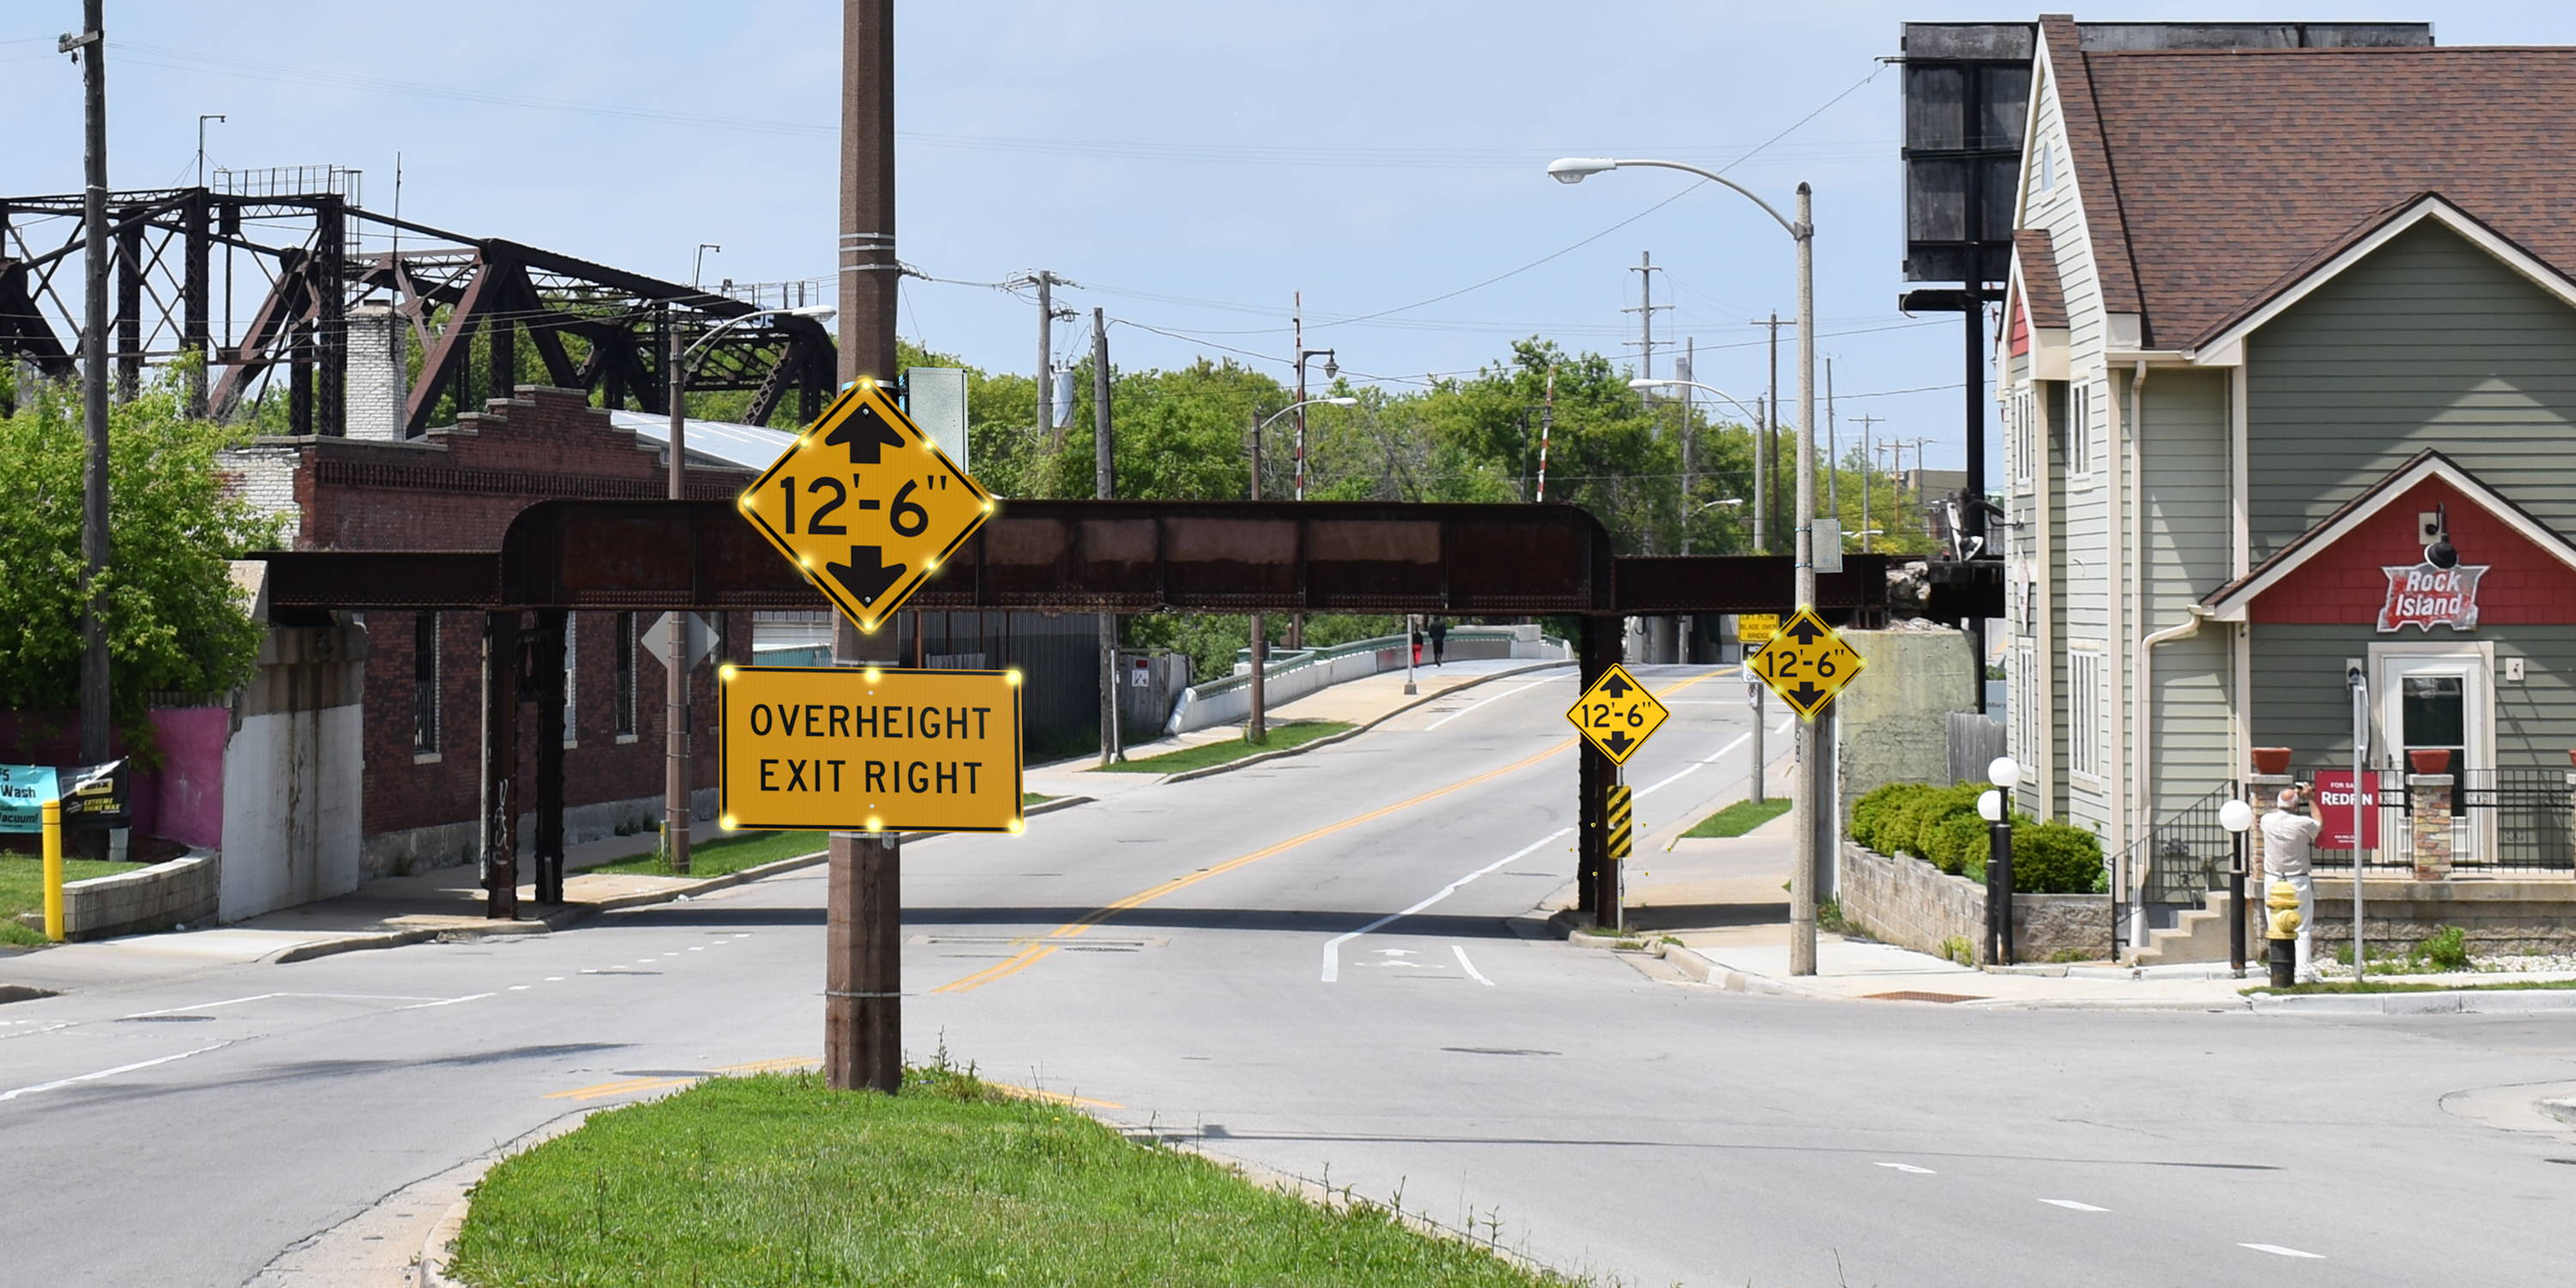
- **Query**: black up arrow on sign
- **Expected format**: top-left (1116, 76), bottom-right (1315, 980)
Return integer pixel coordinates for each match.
top-left (738, 380), bottom-right (994, 635)
top-left (1565, 661), bottom-right (1669, 766)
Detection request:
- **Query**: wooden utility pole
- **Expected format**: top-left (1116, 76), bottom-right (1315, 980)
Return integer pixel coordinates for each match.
top-left (71, 0), bottom-right (111, 770)
top-left (1853, 412), bottom-right (1885, 552)
top-left (1094, 308), bottom-right (1121, 766)
top-left (827, 0), bottom-right (902, 1096)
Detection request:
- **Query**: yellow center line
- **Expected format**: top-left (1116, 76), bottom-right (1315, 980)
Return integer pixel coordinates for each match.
top-left (543, 1056), bottom-right (821, 1102)
top-left (991, 1080), bottom-right (1125, 1110)
top-left (930, 669), bottom-right (1717, 995)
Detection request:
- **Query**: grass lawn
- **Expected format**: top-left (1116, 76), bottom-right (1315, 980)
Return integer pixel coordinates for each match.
top-left (1096, 720), bottom-right (1354, 775)
top-left (592, 830), bottom-right (828, 879)
top-left (0, 855), bottom-right (144, 947)
top-left (448, 1069), bottom-right (1582, 1287)
top-left (2245, 977), bottom-right (2576, 997)
top-left (1683, 797), bottom-right (1793, 838)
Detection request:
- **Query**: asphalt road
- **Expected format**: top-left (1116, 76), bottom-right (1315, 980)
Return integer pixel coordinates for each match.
top-left (4, 663), bottom-right (2574, 1286)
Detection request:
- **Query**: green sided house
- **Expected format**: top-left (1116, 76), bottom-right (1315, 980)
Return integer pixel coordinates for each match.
top-left (1997, 15), bottom-right (2576, 957)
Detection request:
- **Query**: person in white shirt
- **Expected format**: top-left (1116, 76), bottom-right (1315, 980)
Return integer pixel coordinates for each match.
top-left (2258, 784), bottom-right (2321, 981)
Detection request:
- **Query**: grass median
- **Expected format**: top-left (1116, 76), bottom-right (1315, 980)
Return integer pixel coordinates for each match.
top-left (1097, 720), bottom-right (1353, 774)
top-left (0, 855), bottom-right (144, 948)
top-left (589, 796), bottom-right (1061, 880)
top-left (447, 1067), bottom-right (1583, 1287)
top-left (1683, 797), bottom-right (1792, 838)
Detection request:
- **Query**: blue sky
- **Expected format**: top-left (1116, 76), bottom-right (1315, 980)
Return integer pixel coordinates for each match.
top-left (6, 2), bottom-right (2571, 472)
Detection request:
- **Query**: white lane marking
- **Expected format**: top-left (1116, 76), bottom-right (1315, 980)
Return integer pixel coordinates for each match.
top-left (1423, 678), bottom-right (1555, 731)
top-left (1371, 948), bottom-right (1419, 957)
top-left (1874, 1162), bottom-right (1935, 1175)
top-left (396, 993), bottom-right (495, 1010)
top-left (0, 1041), bottom-right (234, 1103)
top-left (120, 992), bottom-right (446, 1018)
top-left (1451, 945), bottom-right (1495, 986)
top-left (1321, 829), bottom-right (1571, 983)
top-left (507, 985), bottom-right (531, 991)
top-left (687, 946), bottom-right (705, 951)
top-left (2240, 1244), bottom-right (2325, 1260)
top-left (544, 976), bottom-right (566, 981)
top-left (1633, 732), bottom-right (1752, 805)
top-left (2040, 1200), bottom-right (2108, 1212)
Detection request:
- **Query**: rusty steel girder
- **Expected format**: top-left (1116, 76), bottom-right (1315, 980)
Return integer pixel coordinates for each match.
top-left (256, 498), bottom-right (1888, 619)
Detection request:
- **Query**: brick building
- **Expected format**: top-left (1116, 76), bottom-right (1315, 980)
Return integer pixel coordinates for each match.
top-left (227, 383), bottom-right (752, 878)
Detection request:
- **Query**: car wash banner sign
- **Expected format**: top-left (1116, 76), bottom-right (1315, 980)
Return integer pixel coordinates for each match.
top-left (2379, 562), bottom-right (2488, 633)
top-left (0, 760), bottom-right (130, 833)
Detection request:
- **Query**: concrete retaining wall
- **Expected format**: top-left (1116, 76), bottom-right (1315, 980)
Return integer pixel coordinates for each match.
top-left (1167, 627), bottom-right (1567, 734)
top-left (55, 854), bottom-right (219, 940)
top-left (1833, 629), bottom-right (1976, 825)
top-left (2309, 880), bottom-right (2576, 956)
top-left (1838, 841), bottom-right (2111, 965)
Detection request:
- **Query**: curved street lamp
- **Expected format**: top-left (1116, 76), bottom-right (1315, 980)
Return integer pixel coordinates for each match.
top-left (1565, 158), bottom-right (1822, 972)
top-left (1634, 376), bottom-right (1771, 556)
top-left (1245, 396), bottom-right (1359, 741)
top-left (659, 303), bottom-right (834, 874)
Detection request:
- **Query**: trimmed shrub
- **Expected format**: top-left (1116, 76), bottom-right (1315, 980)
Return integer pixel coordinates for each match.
top-left (1923, 812), bottom-right (1989, 876)
top-left (2008, 821), bottom-right (2105, 894)
top-left (1886, 785), bottom-right (1985, 861)
top-left (1850, 783), bottom-right (1937, 852)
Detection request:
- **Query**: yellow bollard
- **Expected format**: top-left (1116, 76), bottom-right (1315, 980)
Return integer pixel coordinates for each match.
top-left (41, 799), bottom-right (65, 943)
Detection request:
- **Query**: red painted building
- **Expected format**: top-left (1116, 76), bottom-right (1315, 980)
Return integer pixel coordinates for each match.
top-left (226, 385), bottom-right (752, 878)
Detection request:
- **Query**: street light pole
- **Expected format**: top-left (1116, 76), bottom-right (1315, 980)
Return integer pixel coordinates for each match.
top-left (1248, 397), bottom-right (1356, 742)
top-left (664, 304), bottom-right (834, 876)
top-left (1554, 156), bottom-right (1821, 974)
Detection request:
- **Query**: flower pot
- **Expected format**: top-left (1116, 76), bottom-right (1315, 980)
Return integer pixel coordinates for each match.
top-left (2250, 746), bottom-right (2293, 776)
top-left (2409, 748), bottom-right (2453, 775)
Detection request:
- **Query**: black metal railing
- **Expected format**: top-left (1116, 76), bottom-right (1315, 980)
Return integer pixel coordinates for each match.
top-left (2110, 782), bottom-right (2238, 960)
top-left (2300, 764), bottom-right (2573, 875)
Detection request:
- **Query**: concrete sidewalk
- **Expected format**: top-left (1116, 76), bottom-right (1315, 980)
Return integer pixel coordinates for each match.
top-left (1563, 799), bottom-right (2257, 1009)
top-left (0, 819), bottom-right (805, 995)
top-left (1023, 656), bottom-right (1570, 803)
top-left (1569, 805), bottom-right (2576, 1010)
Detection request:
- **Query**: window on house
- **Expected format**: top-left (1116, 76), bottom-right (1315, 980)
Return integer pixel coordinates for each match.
top-left (2012, 389), bottom-right (2038, 489)
top-left (2038, 141), bottom-right (2056, 194)
top-left (2068, 381), bottom-right (2095, 482)
top-left (562, 615), bottom-right (580, 747)
top-left (615, 612), bottom-right (638, 738)
top-left (413, 611), bottom-right (440, 755)
top-left (2069, 647), bottom-right (2104, 781)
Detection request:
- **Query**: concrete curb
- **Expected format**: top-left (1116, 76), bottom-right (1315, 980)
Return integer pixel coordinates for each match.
top-left (1157, 661), bottom-right (1574, 786)
top-left (2247, 987), bottom-right (2576, 1014)
top-left (1541, 908), bottom-right (1847, 1000)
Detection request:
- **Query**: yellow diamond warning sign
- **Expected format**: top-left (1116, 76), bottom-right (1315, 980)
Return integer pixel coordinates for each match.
top-left (739, 380), bottom-right (993, 635)
top-left (1747, 607), bottom-right (1865, 720)
top-left (1564, 662), bottom-right (1669, 765)
top-left (720, 665), bottom-right (1024, 835)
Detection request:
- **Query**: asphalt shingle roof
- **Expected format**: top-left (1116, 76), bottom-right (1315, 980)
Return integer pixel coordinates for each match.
top-left (2057, 36), bottom-right (2576, 347)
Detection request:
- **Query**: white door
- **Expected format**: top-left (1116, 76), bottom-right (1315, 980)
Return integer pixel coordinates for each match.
top-left (2372, 645), bottom-right (2493, 864)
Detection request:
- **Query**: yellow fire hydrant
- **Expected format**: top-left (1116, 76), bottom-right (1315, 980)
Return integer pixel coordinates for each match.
top-left (2264, 878), bottom-right (2303, 989)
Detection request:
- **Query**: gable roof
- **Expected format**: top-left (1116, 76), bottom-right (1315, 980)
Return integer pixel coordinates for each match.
top-left (2051, 41), bottom-right (2576, 349)
top-left (2012, 228), bottom-right (2067, 329)
top-left (2200, 451), bottom-right (2576, 621)
top-left (2036, 15), bottom-right (2142, 320)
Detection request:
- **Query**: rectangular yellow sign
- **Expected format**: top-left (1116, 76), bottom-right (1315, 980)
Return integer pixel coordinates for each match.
top-left (1737, 613), bottom-right (1779, 643)
top-left (719, 665), bottom-right (1024, 835)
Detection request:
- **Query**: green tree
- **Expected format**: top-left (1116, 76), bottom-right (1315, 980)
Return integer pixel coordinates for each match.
top-left (0, 368), bottom-right (281, 741)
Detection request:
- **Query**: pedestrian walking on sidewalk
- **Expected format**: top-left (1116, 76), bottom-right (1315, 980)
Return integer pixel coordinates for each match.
top-left (1428, 618), bottom-right (1448, 666)
top-left (2259, 783), bottom-right (2321, 981)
